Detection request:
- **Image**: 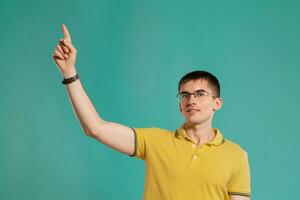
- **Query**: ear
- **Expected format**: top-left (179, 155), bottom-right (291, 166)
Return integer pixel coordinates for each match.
top-left (213, 97), bottom-right (223, 111)
top-left (179, 103), bottom-right (182, 113)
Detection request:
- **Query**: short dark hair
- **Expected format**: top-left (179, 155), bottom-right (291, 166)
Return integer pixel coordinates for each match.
top-left (178, 70), bottom-right (220, 97)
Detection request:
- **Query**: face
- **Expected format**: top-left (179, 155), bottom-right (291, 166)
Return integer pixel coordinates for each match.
top-left (179, 79), bottom-right (223, 126)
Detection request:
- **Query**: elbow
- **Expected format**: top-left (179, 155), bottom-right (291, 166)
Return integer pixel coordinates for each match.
top-left (83, 128), bottom-right (94, 137)
top-left (83, 122), bottom-right (105, 138)
top-left (84, 126), bottom-right (101, 138)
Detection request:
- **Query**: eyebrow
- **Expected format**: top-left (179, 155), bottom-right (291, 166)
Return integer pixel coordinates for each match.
top-left (180, 89), bottom-right (208, 94)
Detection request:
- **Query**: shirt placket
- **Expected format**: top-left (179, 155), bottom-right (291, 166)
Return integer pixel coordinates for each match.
top-left (188, 142), bottom-right (209, 170)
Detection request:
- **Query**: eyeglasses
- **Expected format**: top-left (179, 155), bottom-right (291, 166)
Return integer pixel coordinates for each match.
top-left (177, 90), bottom-right (217, 102)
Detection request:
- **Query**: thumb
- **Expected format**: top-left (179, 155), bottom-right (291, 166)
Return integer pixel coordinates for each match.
top-left (62, 39), bottom-right (76, 53)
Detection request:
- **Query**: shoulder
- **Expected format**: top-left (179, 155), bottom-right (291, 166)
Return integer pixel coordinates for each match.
top-left (223, 138), bottom-right (248, 157)
top-left (221, 139), bottom-right (250, 171)
top-left (133, 127), bottom-right (173, 136)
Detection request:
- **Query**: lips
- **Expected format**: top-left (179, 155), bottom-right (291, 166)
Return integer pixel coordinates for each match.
top-left (186, 108), bottom-right (200, 113)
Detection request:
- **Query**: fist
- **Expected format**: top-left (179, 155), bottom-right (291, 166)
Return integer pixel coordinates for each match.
top-left (53, 24), bottom-right (77, 76)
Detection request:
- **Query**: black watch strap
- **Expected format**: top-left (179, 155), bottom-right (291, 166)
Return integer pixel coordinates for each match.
top-left (62, 73), bottom-right (79, 84)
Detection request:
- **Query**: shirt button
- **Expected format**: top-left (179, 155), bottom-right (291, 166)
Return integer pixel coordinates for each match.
top-left (192, 155), bottom-right (198, 160)
top-left (192, 144), bottom-right (196, 148)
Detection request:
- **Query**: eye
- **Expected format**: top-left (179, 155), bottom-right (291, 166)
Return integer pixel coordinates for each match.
top-left (195, 92), bottom-right (206, 97)
top-left (181, 94), bottom-right (189, 99)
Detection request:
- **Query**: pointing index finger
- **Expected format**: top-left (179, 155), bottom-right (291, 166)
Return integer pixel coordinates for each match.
top-left (61, 24), bottom-right (72, 42)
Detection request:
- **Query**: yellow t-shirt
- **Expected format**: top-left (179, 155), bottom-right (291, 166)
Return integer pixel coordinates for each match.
top-left (130, 126), bottom-right (251, 200)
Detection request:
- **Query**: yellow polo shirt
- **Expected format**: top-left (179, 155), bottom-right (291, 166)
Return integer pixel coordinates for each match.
top-left (130, 125), bottom-right (251, 200)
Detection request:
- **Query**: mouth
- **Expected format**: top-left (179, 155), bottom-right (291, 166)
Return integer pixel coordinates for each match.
top-left (186, 108), bottom-right (200, 113)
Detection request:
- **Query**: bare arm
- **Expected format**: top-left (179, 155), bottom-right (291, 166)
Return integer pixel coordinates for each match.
top-left (230, 195), bottom-right (250, 200)
top-left (52, 24), bottom-right (135, 156)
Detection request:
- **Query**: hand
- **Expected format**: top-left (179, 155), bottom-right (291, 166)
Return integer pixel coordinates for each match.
top-left (53, 24), bottom-right (77, 77)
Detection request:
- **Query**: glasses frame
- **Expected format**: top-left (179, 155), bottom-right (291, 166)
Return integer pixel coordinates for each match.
top-left (176, 90), bottom-right (218, 102)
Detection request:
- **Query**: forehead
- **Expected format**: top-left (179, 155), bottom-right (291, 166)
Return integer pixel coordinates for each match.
top-left (179, 79), bottom-right (213, 93)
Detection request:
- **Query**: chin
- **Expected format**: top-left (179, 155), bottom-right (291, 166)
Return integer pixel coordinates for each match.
top-left (185, 115), bottom-right (210, 125)
top-left (186, 116), bottom-right (205, 125)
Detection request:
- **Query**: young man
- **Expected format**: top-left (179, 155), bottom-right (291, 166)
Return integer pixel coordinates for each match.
top-left (53, 24), bottom-right (251, 200)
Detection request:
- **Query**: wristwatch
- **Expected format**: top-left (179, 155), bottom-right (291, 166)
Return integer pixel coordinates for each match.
top-left (62, 73), bottom-right (79, 84)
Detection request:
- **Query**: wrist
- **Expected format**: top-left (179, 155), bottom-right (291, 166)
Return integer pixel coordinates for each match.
top-left (62, 68), bottom-right (77, 78)
top-left (62, 73), bottom-right (79, 85)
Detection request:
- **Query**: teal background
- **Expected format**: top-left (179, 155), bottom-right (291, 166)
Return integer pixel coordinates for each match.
top-left (1, 0), bottom-right (300, 199)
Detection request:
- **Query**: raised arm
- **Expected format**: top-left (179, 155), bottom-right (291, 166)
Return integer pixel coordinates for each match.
top-left (52, 24), bottom-right (135, 156)
top-left (230, 195), bottom-right (250, 200)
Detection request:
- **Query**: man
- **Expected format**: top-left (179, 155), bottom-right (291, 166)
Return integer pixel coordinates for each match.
top-left (53, 24), bottom-right (251, 200)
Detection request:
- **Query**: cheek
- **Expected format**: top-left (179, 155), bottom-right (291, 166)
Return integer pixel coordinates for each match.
top-left (179, 102), bottom-right (185, 111)
top-left (201, 101), bottom-right (215, 112)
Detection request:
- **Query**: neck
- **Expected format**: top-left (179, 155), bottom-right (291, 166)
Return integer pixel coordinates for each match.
top-left (184, 122), bottom-right (216, 145)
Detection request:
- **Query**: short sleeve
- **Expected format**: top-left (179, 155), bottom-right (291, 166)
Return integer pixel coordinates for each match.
top-left (129, 127), bottom-right (156, 160)
top-left (227, 151), bottom-right (251, 197)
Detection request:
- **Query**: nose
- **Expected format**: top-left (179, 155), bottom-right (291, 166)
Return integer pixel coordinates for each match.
top-left (186, 94), bottom-right (197, 105)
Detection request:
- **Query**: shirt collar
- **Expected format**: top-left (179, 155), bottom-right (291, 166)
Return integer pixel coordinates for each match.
top-left (174, 124), bottom-right (225, 146)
